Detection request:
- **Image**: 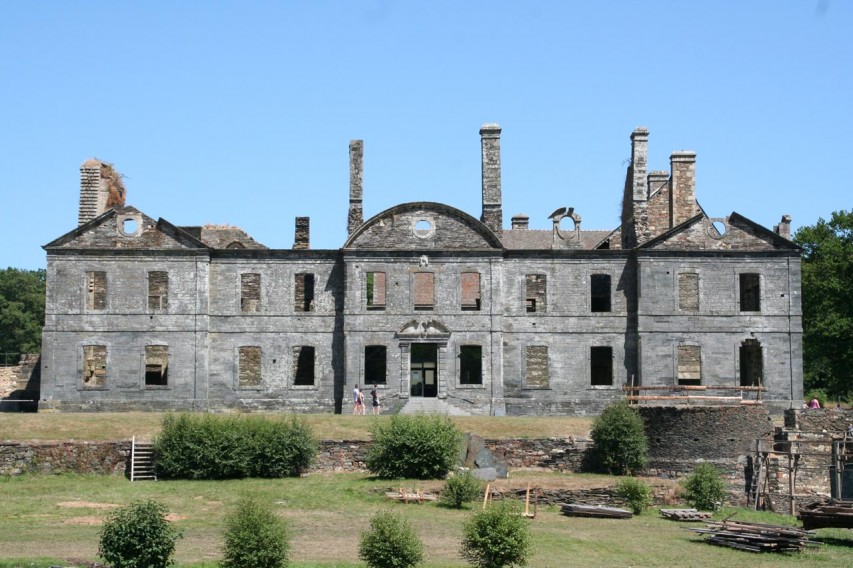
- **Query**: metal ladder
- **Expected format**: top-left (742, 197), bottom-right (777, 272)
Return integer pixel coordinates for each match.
top-left (130, 436), bottom-right (157, 481)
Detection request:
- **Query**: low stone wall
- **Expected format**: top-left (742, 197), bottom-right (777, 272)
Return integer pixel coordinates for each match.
top-left (784, 408), bottom-right (853, 433)
top-left (485, 437), bottom-right (590, 471)
top-left (0, 441), bottom-right (129, 476)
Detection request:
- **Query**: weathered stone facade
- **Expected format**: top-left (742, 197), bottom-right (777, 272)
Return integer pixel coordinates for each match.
top-left (40, 126), bottom-right (803, 415)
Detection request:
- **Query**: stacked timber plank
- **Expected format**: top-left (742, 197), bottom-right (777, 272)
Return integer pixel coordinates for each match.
top-left (798, 499), bottom-right (853, 530)
top-left (690, 519), bottom-right (819, 553)
top-left (660, 508), bottom-right (712, 522)
top-left (560, 503), bottom-right (632, 519)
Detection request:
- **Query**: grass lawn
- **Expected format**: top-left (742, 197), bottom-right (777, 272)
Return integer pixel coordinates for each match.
top-left (1, 471), bottom-right (851, 567)
top-left (0, 412), bottom-right (594, 442)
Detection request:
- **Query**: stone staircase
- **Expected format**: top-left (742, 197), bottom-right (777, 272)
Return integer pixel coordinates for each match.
top-left (399, 397), bottom-right (472, 416)
top-left (130, 436), bottom-right (157, 481)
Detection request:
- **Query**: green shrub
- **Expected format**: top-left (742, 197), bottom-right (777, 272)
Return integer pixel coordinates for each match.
top-left (155, 413), bottom-right (316, 480)
top-left (615, 477), bottom-right (652, 515)
top-left (589, 401), bottom-right (648, 475)
top-left (440, 470), bottom-right (484, 509)
top-left (682, 463), bottom-right (726, 511)
top-left (359, 510), bottom-right (424, 568)
top-left (98, 500), bottom-right (182, 568)
top-left (221, 496), bottom-right (290, 568)
top-left (461, 501), bottom-right (532, 568)
top-left (366, 414), bottom-right (462, 479)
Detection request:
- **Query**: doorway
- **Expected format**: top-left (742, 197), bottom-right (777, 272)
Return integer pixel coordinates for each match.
top-left (410, 343), bottom-right (438, 397)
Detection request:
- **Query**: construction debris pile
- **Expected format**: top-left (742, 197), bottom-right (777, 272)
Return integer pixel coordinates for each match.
top-left (798, 499), bottom-right (853, 530)
top-left (690, 519), bottom-right (819, 553)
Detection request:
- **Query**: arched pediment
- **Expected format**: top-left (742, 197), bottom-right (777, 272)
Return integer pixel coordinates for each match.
top-left (344, 202), bottom-right (502, 250)
top-left (395, 319), bottom-right (452, 341)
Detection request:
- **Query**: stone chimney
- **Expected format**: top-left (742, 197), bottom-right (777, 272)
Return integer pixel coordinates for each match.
top-left (511, 214), bottom-right (529, 230)
top-left (78, 159), bottom-right (125, 226)
top-left (669, 151), bottom-right (698, 227)
top-left (348, 140), bottom-right (364, 236)
top-left (480, 123), bottom-right (503, 235)
top-left (631, 127), bottom-right (649, 201)
top-left (621, 127), bottom-right (650, 248)
top-left (293, 216), bottom-right (310, 250)
top-left (647, 171), bottom-right (670, 196)
top-left (774, 214), bottom-right (792, 239)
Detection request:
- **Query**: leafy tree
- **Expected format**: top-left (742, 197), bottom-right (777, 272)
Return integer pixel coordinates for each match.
top-left (359, 510), bottom-right (424, 568)
top-left (366, 414), bottom-right (462, 479)
top-left (0, 267), bottom-right (45, 357)
top-left (98, 500), bottom-right (182, 568)
top-left (681, 463), bottom-right (726, 511)
top-left (588, 401), bottom-right (648, 475)
top-left (793, 211), bottom-right (853, 400)
top-left (440, 470), bottom-right (485, 509)
top-left (461, 501), bottom-right (532, 568)
top-left (222, 496), bottom-right (290, 568)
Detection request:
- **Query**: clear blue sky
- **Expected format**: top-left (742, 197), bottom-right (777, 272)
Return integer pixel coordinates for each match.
top-left (2, 1), bottom-right (850, 270)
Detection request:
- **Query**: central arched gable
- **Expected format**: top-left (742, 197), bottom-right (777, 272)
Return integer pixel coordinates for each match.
top-left (343, 202), bottom-right (503, 250)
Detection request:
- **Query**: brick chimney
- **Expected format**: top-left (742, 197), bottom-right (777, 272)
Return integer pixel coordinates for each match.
top-left (293, 216), bottom-right (310, 250)
top-left (348, 140), bottom-right (364, 236)
top-left (669, 151), bottom-right (699, 227)
top-left (79, 159), bottom-right (125, 226)
top-left (511, 214), bottom-right (529, 230)
top-left (480, 123), bottom-right (503, 235)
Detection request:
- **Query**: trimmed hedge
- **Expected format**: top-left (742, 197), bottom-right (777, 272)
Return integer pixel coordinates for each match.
top-left (154, 413), bottom-right (316, 480)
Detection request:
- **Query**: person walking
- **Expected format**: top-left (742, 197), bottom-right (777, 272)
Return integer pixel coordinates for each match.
top-left (353, 384), bottom-right (361, 415)
top-left (371, 385), bottom-right (381, 415)
top-left (358, 387), bottom-right (367, 415)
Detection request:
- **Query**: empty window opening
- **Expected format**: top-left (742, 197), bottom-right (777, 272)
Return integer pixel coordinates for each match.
top-left (525, 345), bottom-right (549, 388)
top-left (590, 346), bottom-right (613, 386)
top-left (86, 271), bottom-right (107, 310)
top-left (148, 271), bottom-right (169, 311)
top-left (295, 273), bottom-right (315, 312)
top-left (460, 272), bottom-right (481, 311)
top-left (366, 272), bottom-right (386, 310)
top-left (677, 345), bottom-right (701, 386)
top-left (82, 345), bottom-right (107, 388)
top-left (739, 273), bottom-right (761, 311)
top-left (121, 218), bottom-right (138, 235)
top-left (238, 346), bottom-right (262, 387)
top-left (740, 339), bottom-right (763, 387)
top-left (145, 345), bottom-right (169, 386)
top-left (590, 274), bottom-right (611, 312)
top-left (241, 273), bottom-right (261, 313)
top-left (364, 345), bottom-right (387, 384)
top-left (525, 274), bottom-right (547, 313)
top-left (679, 273), bottom-right (699, 312)
top-left (293, 346), bottom-right (315, 385)
top-left (459, 345), bottom-right (483, 385)
top-left (414, 272), bottom-right (435, 310)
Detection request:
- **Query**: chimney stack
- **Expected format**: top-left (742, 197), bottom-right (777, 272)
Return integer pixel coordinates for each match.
top-left (293, 216), bottom-right (310, 249)
top-left (511, 214), bottom-right (529, 230)
top-left (669, 151), bottom-right (698, 227)
top-left (78, 159), bottom-right (125, 226)
top-left (480, 123), bottom-right (503, 235)
top-left (631, 127), bottom-right (649, 201)
top-left (348, 140), bottom-right (364, 236)
top-left (774, 214), bottom-right (792, 240)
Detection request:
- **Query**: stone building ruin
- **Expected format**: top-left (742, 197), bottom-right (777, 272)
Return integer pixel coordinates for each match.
top-left (39, 125), bottom-right (803, 414)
